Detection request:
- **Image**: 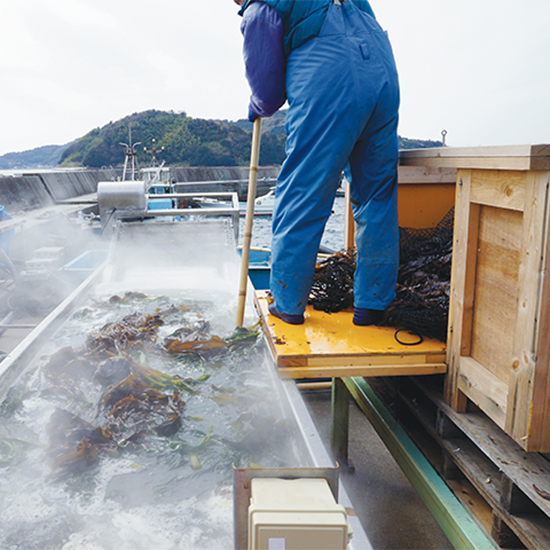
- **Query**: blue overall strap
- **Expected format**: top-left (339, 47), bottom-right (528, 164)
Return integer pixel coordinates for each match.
top-left (240, 0), bottom-right (375, 56)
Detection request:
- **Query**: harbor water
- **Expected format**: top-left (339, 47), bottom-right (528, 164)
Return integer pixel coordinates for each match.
top-left (238, 195), bottom-right (346, 252)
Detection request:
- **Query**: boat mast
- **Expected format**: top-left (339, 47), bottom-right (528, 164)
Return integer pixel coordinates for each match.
top-left (119, 127), bottom-right (141, 181)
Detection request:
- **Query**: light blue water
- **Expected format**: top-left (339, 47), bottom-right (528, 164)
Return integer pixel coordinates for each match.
top-left (238, 195), bottom-right (346, 251)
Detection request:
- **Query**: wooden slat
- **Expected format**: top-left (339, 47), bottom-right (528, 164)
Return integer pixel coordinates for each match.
top-left (411, 377), bottom-right (550, 519)
top-left (396, 376), bottom-right (550, 549)
top-left (509, 170), bottom-right (550, 450)
top-left (530, 172), bottom-right (550, 451)
top-left (400, 144), bottom-right (550, 171)
top-left (278, 363), bottom-right (447, 379)
top-left (469, 170), bottom-right (526, 211)
top-left (470, 205), bottom-right (522, 382)
top-left (457, 357), bottom-right (508, 430)
top-left (397, 165), bottom-right (457, 184)
top-left (446, 169), bottom-right (474, 412)
top-left (461, 202), bottom-right (481, 359)
top-left (284, 353), bottom-right (447, 368)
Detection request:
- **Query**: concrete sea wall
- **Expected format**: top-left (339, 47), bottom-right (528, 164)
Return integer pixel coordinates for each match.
top-left (0, 166), bottom-right (280, 213)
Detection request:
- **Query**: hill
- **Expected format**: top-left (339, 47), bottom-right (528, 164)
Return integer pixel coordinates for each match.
top-left (231, 111), bottom-right (444, 151)
top-left (59, 110), bottom-right (286, 169)
top-left (1, 109), bottom-right (443, 170)
top-left (0, 143), bottom-right (72, 170)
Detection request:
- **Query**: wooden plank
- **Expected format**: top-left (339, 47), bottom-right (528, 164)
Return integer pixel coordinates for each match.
top-left (445, 438), bottom-right (550, 550)
top-left (396, 386), bottom-right (501, 542)
top-left (530, 172), bottom-right (550, 452)
top-left (397, 377), bottom-right (550, 549)
top-left (277, 363), bottom-right (447, 379)
top-left (414, 377), bottom-right (550, 520)
top-left (397, 165), bottom-right (457, 184)
top-left (446, 169), bottom-right (474, 412)
top-left (400, 144), bottom-right (550, 171)
top-left (457, 357), bottom-right (508, 430)
top-left (345, 377), bottom-right (498, 550)
top-left (470, 205), bottom-right (522, 382)
top-left (461, 202), bottom-right (481, 359)
top-left (469, 169), bottom-right (527, 211)
top-left (510, 170), bottom-right (550, 450)
top-left (286, 353), bottom-right (447, 367)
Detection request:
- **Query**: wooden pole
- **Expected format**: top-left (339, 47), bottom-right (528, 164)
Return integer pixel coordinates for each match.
top-left (236, 117), bottom-right (262, 327)
top-left (343, 177), bottom-right (355, 250)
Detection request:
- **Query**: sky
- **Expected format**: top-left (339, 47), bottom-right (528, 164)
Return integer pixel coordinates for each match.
top-left (1, 0), bottom-right (549, 156)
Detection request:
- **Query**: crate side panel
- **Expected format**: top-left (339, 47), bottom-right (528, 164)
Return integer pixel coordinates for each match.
top-left (470, 206), bottom-right (522, 384)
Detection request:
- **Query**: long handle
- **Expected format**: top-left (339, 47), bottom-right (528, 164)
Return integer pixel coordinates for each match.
top-left (236, 117), bottom-right (262, 327)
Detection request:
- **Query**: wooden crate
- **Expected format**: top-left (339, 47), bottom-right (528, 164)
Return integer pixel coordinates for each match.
top-left (400, 144), bottom-right (550, 452)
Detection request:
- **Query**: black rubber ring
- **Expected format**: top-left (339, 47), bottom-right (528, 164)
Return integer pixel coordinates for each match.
top-left (394, 328), bottom-right (424, 346)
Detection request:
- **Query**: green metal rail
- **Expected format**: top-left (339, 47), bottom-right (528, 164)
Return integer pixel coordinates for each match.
top-left (343, 376), bottom-right (497, 550)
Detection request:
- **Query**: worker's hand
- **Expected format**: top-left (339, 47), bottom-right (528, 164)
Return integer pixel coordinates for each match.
top-left (248, 106), bottom-right (259, 122)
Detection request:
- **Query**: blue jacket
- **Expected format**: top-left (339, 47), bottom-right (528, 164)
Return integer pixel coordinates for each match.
top-left (239, 0), bottom-right (375, 56)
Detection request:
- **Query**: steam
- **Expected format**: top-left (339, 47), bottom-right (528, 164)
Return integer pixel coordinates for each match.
top-left (0, 216), bottom-right (305, 548)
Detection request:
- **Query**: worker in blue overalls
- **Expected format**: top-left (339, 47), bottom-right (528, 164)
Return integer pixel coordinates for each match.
top-left (236, 0), bottom-right (400, 326)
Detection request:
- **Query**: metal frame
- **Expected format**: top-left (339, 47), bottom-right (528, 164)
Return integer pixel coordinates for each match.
top-left (113, 191), bottom-right (241, 241)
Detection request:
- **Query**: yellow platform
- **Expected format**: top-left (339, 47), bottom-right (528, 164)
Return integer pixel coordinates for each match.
top-left (254, 290), bottom-right (447, 379)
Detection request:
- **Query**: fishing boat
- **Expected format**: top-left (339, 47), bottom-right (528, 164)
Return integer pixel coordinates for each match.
top-left (242, 186), bottom-right (275, 216)
top-left (194, 186), bottom-right (276, 217)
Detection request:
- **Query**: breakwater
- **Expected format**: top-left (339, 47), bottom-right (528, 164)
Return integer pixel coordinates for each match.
top-left (0, 166), bottom-right (280, 214)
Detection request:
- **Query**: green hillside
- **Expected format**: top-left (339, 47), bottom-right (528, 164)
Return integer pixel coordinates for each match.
top-left (59, 110), bottom-right (286, 168)
top-left (1, 109), bottom-right (443, 171)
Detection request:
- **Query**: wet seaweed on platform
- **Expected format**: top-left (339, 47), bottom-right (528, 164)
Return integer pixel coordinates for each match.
top-left (307, 208), bottom-right (454, 342)
top-left (308, 250), bottom-right (355, 313)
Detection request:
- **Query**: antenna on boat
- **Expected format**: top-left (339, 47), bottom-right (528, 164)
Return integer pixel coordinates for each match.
top-left (143, 138), bottom-right (165, 167)
top-left (441, 129), bottom-right (447, 147)
top-left (119, 127), bottom-right (141, 181)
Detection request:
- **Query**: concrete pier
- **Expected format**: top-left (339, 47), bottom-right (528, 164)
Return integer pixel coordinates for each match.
top-left (0, 166), bottom-right (280, 214)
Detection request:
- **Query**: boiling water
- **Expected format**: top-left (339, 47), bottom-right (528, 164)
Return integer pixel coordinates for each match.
top-left (0, 221), bottom-right (309, 549)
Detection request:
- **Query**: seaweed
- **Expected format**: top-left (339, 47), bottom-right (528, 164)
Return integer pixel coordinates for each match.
top-left (42, 295), bottom-right (261, 474)
top-left (308, 250), bottom-right (355, 313)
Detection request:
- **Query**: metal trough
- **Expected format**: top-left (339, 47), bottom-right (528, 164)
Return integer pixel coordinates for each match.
top-left (0, 218), bottom-right (370, 549)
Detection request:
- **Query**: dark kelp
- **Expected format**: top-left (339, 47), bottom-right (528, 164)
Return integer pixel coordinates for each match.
top-left (43, 297), bottom-right (260, 473)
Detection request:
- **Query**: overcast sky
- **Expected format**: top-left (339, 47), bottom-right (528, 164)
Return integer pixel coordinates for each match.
top-left (1, 0), bottom-right (549, 156)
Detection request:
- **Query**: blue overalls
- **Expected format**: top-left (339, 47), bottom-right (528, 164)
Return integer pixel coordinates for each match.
top-left (270, 0), bottom-right (400, 315)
